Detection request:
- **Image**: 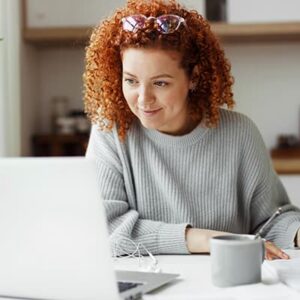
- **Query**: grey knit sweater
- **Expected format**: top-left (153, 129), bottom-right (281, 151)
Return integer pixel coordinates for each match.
top-left (86, 109), bottom-right (300, 254)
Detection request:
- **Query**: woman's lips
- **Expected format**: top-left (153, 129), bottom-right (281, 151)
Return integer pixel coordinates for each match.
top-left (140, 108), bottom-right (162, 117)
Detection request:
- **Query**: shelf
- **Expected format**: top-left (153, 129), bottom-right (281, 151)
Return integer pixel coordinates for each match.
top-left (272, 158), bottom-right (300, 175)
top-left (23, 22), bottom-right (300, 46)
top-left (212, 22), bottom-right (300, 43)
top-left (23, 27), bottom-right (93, 47)
top-left (271, 147), bottom-right (300, 174)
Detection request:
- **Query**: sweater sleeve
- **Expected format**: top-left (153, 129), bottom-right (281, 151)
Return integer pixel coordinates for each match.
top-left (241, 118), bottom-right (300, 249)
top-left (86, 125), bottom-right (190, 255)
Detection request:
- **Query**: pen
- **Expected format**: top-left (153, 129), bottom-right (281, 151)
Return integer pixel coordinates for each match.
top-left (254, 207), bottom-right (282, 239)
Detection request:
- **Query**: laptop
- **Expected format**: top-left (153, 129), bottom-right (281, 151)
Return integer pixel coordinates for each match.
top-left (0, 157), bottom-right (179, 300)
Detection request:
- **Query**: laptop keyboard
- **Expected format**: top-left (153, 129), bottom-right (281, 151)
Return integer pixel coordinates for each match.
top-left (117, 281), bottom-right (143, 293)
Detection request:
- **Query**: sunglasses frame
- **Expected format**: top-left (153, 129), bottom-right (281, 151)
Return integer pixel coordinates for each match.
top-left (121, 14), bottom-right (187, 34)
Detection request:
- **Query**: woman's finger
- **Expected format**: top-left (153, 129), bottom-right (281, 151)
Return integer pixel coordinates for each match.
top-left (264, 240), bottom-right (289, 260)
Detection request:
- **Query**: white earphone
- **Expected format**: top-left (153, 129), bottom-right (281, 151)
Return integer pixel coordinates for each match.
top-left (142, 249), bottom-right (162, 273)
top-left (112, 235), bottom-right (162, 273)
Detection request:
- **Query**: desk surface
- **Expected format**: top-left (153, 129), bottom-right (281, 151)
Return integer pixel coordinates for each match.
top-left (114, 250), bottom-right (300, 300)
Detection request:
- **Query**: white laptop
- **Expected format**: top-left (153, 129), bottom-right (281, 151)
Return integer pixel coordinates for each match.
top-left (0, 157), bottom-right (178, 300)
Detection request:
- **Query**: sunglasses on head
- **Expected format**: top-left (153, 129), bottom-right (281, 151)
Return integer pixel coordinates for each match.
top-left (121, 14), bottom-right (186, 34)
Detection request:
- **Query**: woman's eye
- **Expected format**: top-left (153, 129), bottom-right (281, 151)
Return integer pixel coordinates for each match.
top-left (154, 81), bottom-right (169, 87)
top-left (124, 78), bottom-right (137, 85)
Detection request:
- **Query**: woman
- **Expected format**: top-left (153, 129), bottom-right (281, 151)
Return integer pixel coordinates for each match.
top-left (83, 0), bottom-right (300, 260)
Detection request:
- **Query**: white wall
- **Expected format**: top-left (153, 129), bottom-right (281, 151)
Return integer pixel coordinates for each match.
top-left (180, 0), bottom-right (205, 12)
top-left (228, 0), bottom-right (300, 23)
top-left (0, 0), bottom-right (21, 156)
top-left (27, 0), bottom-right (126, 27)
top-left (0, 0), bottom-right (6, 155)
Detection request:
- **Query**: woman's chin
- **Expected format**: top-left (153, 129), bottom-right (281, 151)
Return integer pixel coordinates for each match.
top-left (139, 120), bottom-right (159, 130)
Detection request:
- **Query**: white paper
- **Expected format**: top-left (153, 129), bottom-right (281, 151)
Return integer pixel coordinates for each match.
top-left (264, 249), bottom-right (300, 292)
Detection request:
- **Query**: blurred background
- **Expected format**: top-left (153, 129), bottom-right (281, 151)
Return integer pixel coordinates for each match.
top-left (1, 0), bottom-right (300, 176)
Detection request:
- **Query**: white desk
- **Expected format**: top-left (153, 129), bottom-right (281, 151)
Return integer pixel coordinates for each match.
top-left (114, 251), bottom-right (300, 300)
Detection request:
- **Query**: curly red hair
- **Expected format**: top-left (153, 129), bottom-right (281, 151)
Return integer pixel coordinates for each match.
top-left (83, 0), bottom-right (234, 140)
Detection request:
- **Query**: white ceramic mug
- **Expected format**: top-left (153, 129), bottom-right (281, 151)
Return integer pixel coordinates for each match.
top-left (210, 234), bottom-right (265, 287)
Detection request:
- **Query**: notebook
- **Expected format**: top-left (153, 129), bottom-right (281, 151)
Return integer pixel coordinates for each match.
top-left (0, 157), bottom-right (152, 300)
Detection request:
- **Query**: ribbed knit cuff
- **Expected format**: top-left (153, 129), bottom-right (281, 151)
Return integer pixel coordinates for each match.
top-left (286, 222), bottom-right (300, 248)
top-left (157, 223), bottom-right (191, 254)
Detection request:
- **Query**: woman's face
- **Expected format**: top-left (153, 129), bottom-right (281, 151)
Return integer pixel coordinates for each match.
top-left (122, 48), bottom-right (194, 135)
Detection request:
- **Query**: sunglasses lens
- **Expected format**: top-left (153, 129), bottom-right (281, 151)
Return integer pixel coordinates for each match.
top-left (122, 15), bottom-right (185, 34)
top-left (123, 15), bottom-right (146, 32)
top-left (157, 15), bottom-right (181, 33)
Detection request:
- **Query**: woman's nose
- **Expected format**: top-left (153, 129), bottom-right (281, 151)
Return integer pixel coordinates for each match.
top-left (137, 87), bottom-right (155, 107)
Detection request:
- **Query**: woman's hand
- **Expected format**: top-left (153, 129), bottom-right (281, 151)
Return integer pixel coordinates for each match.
top-left (185, 227), bottom-right (229, 253)
top-left (264, 240), bottom-right (289, 260)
